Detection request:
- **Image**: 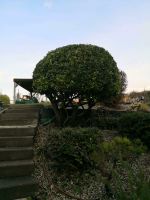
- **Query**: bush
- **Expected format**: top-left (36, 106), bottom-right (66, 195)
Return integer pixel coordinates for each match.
top-left (97, 116), bottom-right (119, 129)
top-left (46, 128), bottom-right (102, 173)
top-left (101, 137), bottom-right (146, 159)
top-left (62, 109), bottom-right (121, 129)
top-left (90, 137), bottom-right (147, 199)
top-left (138, 103), bottom-right (150, 112)
top-left (90, 137), bottom-right (146, 167)
top-left (36, 126), bottom-right (149, 199)
top-left (0, 94), bottom-right (10, 104)
top-left (118, 112), bottom-right (150, 149)
top-left (110, 160), bottom-right (150, 200)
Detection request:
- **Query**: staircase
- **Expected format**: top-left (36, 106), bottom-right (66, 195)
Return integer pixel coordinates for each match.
top-left (0, 104), bottom-right (42, 200)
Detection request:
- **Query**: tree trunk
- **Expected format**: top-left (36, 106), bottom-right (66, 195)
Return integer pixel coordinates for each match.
top-left (47, 95), bottom-right (62, 127)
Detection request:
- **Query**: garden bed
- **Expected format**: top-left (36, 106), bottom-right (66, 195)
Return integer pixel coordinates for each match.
top-left (34, 125), bottom-right (150, 200)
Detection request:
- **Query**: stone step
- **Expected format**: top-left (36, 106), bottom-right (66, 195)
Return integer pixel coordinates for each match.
top-left (0, 136), bottom-right (33, 147)
top-left (0, 160), bottom-right (34, 178)
top-left (0, 104), bottom-right (40, 199)
top-left (0, 127), bottom-right (36, 137)
top-left (0, 176), bottom-right (38, 200)
top-left (0, 119), bottom-right (38, 126)
top-left (0, 147), bottom-right (33, 161)
top-left (1, 113), bottom-right (39, 120)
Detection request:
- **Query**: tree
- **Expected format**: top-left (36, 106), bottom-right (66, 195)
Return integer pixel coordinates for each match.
top-left (0, 94), bottom-right (10, 104)
top-left (120, 70), bottom-right (127, 93)
top-left (33, 44), bottom-right (122, 125)
top-left (111, 70), bottom-right (128, 105)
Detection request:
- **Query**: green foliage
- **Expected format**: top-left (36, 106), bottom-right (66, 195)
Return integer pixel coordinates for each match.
top-left (90, 137), bottom-right (148, 199)
top-left (120, 70), bottom-right (127, 93)
top-left (46, 127), bottom-right (145, 175)
top-left (46, 128), bottom-right (102, 173)
top-left (110, 161), bottom-right (150, 200)
top-left (111, 70), bottom-right (127, 105)
top-left (0, 94), bottom-right (10, 104)
top-left (97, 116), bottom-right (119, 129)
top-left (38, 126), bottom-right (149, 199)
top-left (62, 109), bottom-right (122, 129)
top-left (90, 137), bottom-right (146, 167)
top-left (33, 44), bottom-right (121, 103)
top-left (119, 112), bottom-right (150, 148)
top-left (138, 103), bottom-right (150, 112)
top-left (101, 137), bottom-right (146, 159)
top-left (33, 44), bottom-right (123, 125)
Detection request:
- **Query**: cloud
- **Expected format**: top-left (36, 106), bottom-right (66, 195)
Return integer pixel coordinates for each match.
top-left (43, 0), bottom-right (53, 9)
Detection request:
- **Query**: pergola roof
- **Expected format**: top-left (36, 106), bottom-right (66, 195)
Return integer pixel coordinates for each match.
top-left (14, 78), bottom-right (33, 93)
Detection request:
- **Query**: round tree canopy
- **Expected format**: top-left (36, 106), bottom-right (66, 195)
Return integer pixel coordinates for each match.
top-left (33, 44), bottom-right (121, 104)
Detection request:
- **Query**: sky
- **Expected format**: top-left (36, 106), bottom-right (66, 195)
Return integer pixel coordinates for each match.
top-left (0, 0), bottom-right (150, 100)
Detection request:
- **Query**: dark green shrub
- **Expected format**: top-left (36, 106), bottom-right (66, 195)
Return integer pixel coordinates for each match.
top-left (63, 109), bottom-right (120, 129)
top-left (46, 128), bottom-right (102, 173)
top-left (118, 112), bottom-right (150, 148)
top-left (97, 116), bottom-right (119, 129)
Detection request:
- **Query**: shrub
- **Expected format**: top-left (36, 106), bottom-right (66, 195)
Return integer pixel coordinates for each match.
top-left (118, 112), bottom-right (150, 149)
top-left (110, 161), bottom-right (150, 200)
top-left (138, 103), bottom-right (150, 112)
top-left (0, 94), bottom-right (10, 104)
top-left (36, 126), bottom-right (149, 199)
top-left (101, 137), bottom-right (146, 159)
top-left (46, 128), bottom-right (102, 173)
top-left (97, 116), bottom-right (119, 129)
top-left (90, 137), bottom-right (147, 199)
top-left (90, 137), bottom-right (146, 167)
top-left (63, 109), bottom-right (121, 129)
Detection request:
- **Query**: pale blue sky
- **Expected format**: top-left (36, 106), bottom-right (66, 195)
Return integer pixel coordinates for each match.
top-left (0, 0), bottom-right (150, 100)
